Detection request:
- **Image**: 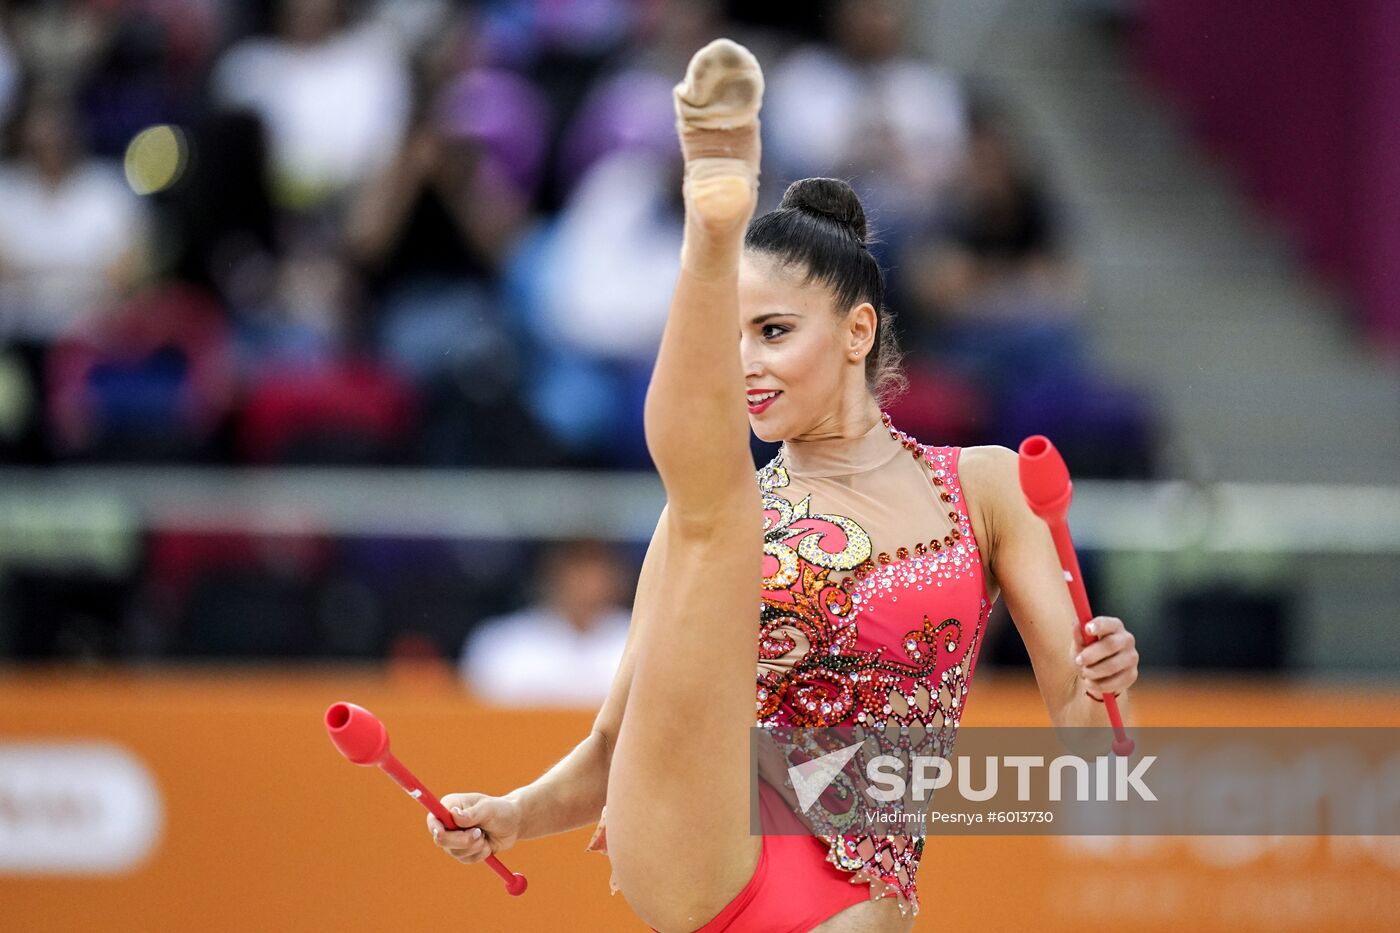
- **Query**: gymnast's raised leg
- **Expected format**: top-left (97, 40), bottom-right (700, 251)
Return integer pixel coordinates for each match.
top-left (602, 38), bottom-right (768, 933)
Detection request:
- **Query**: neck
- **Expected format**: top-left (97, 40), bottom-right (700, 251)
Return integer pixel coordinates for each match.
top-left (787, 399), bottom-right (883, 444)
top-left (779, 402), bottom-right (900, 477)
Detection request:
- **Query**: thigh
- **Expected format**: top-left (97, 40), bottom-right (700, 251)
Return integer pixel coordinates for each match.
top-left (606, 510), bottom-right (765, 931)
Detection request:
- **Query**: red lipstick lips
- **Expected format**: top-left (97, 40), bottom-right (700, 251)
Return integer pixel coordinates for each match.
top-left (746, 389), bottom-right (781, 414)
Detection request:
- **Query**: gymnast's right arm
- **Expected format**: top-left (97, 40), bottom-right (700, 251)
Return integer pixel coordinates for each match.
top-left (427, 507), bottom-right (669, 863)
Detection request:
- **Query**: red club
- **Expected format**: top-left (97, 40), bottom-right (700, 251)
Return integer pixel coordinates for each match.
top-left (1017, 436), bottom-right (1135, 757)
top-left (324, 701), bottom-right (529, 895)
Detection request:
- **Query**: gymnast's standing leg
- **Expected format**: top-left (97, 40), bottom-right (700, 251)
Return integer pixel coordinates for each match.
top-left (601, 38), bottom-right (768, 933)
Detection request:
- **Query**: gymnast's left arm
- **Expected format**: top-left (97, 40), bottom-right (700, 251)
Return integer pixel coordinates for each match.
top-left (961, 445), bottom-right (1137, 731)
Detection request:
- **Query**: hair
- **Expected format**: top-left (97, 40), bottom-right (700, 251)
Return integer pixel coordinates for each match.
top-left (743, 178), bottom-right (907, 407)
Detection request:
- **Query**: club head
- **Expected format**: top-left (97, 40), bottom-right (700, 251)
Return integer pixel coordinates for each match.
top-left (1017, 435), bottom-right (1072, 524)
top-left (325, 701), bottom-right (389, 766)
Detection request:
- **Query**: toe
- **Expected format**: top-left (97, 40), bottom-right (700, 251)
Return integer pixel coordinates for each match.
top-left (677, 38), bottom-right (763, 118)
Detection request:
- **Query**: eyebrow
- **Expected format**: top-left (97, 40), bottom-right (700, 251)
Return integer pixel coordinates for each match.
top-left (749, 311), bottom-right (801, 325)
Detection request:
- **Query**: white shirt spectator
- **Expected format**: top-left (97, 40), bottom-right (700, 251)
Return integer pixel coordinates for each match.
top-left (538, 149), bottom-right (682, 361)
top-left (211, 18), bottom-right (410, 204)
top-left (765, 45), bottom-right (967, 220)
top-left (0, 161), bottom-right (146, 340)
top-left (460, 606), bottom-right (630, 707)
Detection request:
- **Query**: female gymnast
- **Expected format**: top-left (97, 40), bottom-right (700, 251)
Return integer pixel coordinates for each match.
top-left (428, 38), bottom-right (1139, 932)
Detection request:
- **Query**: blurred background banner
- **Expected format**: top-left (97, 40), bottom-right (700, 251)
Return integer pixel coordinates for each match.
top-left (1, 0), bottom-right (1397, 929)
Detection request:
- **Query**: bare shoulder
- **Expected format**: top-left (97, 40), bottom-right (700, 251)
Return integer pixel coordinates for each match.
top-left (956, 445), bottom-right (1019, 589)
top-left (957, 444), bottom-right (1018, 503)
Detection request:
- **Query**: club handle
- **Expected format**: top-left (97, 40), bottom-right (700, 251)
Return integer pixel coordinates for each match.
top-left (1047, 525), bottom-right (1134, 756)
top-left (1018, 437), bottom-right (1134, 757)
top-left (377, 753), bottom-right (529, 895)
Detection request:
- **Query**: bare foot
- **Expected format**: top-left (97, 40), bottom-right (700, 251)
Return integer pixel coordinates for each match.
top-left (673, 38), bottom-right (764, 230)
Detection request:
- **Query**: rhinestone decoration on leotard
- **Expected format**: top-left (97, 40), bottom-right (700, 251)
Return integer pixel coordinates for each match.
top-left (750, 411), bottom-right (993, 918)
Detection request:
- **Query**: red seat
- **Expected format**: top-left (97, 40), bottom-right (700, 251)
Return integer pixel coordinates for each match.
top-left (237, 358), bottom-right (417, 464)
top-left (46, 283), bottom-right (235, 458)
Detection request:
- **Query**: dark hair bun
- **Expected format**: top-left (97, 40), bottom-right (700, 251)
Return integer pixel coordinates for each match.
top-left (779, 177), bottom-right (867, 243)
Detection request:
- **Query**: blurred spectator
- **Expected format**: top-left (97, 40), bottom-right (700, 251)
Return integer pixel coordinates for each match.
top-left (0, 85), bottom-right (148, 342)
top-left (473, 0), bottom-right (638, 213)
top-left (897, 110), bottom-right (1158, 477)
top-left (139, 530), bottom-right (335, 658)
top-left (508, 150), bottom-right (680, 469)
top-left (74, 2), bottom-right (218, 158)
top-left (3, 0), bottom-right (105, 91)
top-left (168, 109), bottom-right (282, 335)
top-left (494, 0), bottom-right (735, 467)
top-left (459, 539), bottom-right (631, 707)
top-left (506, 62), bottom-right (683, 467)
top-left (476, 0), bottom-right (636, 70)
top-left (345, 66), bottom-right (549, 466)
top-left (536, 151), bottom-right (681, 364)
top-left (763, 0), bottom-right (967, 250)
top-left (210, 0), bottom-right (412, 209)
top-left (926, 108), bottom-right (1065, 310)
top-left (898, 109), bottom-right (1078, 375)
top-left (558, 0), bottom-right (729, 192)
top-left (345, 69), bottom-right (538, 305)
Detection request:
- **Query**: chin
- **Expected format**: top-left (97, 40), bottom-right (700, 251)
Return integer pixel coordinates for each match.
top-left (747, 416), bottom-right (785, 445)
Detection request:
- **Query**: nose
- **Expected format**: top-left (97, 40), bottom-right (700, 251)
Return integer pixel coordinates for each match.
top-left (739, 346), bottom-right (756, 377)
top-left (739, 334), bottom-right (765, 376)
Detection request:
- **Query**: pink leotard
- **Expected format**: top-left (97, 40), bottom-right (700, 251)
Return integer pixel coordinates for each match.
top-left (588, 412), bottom-right (998, 930)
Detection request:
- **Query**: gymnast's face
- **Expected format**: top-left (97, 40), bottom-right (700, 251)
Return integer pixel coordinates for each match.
top-left (738, 252), bottom-right (868, 443)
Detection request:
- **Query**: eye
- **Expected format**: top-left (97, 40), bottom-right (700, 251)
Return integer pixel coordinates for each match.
top-left (761, 324), bottom-right (789, 339)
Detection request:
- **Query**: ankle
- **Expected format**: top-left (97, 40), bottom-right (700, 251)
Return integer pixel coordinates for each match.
top-left (678, 123), bottom-right (761, 169)
top-left (683, 173), bottom-right (754, 237)
top-left (679, 223), bottom-right (744, 280)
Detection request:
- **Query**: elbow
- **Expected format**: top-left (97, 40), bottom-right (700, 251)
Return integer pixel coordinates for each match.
top-left (591, 725), bottom-right (616, 767)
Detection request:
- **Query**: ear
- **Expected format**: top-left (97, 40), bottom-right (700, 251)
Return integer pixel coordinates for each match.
top-left (845, 302), bottom-right (878, 359)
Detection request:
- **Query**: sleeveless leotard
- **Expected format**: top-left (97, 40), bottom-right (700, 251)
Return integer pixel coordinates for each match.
top-left (588, 412), bottom-right (998, 926)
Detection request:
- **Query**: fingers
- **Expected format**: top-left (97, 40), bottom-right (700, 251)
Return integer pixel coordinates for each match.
top-left (1072, 614), bottom-right (1119, 652)
top-left (1074, 616), bottom-right (1122, 662)
top-left (1074, 616), bottom-right (1137, 694)
top-left (442, 805), bottom-right (491, 863)
top-left (1076, 635), bottom-right (1137, 681)
top-left (1075, 631), bottom-right (1130, 669)
top-left (428, 802), bottom-right (489, 853)
top-left (431, 796), bottom-right (483, 831)
top-left (429, 813), bottom-right (491, 862)
top-left (1084, 615), bottom-right (1122, 639)
top-left (447, 802), bottom-right (481, 830)
top-left (439, 792), bottom-right (482, 813)
top-left (428, 810), bottom-right (474, 842)
top-left (444, 829), bottom-right (494, 865)
top-left (440, 823), bottom-right (485, 848)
